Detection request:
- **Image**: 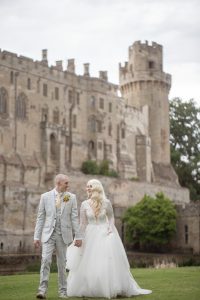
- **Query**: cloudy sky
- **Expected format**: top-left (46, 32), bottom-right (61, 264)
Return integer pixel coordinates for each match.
top-left (0, 0), bottom-right (199, 103)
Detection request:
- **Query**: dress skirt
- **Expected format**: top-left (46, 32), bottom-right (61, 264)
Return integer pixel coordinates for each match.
top-left (67, 223), bottom-right (152, 298)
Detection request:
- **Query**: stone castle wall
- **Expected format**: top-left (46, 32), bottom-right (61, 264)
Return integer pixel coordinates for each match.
top-left (0, 41), bottom-right (198, 255)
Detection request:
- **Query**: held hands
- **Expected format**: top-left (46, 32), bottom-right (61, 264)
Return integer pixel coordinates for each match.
top-left (74, 239), bottom-right (82, 247)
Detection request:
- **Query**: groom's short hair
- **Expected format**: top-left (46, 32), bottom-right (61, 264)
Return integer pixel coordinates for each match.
top-left (54, 174), bottom-right (68, 185)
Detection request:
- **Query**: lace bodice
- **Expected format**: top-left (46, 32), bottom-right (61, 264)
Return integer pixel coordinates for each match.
top-left (79, 199), bottom-right (115, 236)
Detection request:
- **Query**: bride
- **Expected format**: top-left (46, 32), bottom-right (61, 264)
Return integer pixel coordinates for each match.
top-left (67, 179), bottom-right (152, 298)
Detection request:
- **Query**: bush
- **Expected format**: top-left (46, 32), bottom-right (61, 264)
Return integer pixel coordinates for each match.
top-left (81, 160), bottom-right (99, 174)
top-left (123, 192), bottom-right (177, 251)
top-left (81, 160), bottom-right (118, 177)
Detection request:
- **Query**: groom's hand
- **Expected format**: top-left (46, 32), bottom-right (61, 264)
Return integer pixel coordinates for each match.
top-left (74, 239), bottom-right (82, 247)
top-left (34, 240), bottom-right (41, 249)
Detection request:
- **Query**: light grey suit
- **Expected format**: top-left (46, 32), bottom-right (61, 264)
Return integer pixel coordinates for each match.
top-left (34, 189), bottom-right (82, 296)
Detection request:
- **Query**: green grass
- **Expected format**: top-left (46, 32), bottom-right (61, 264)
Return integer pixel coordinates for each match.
top-left (0, 267), bottom-right (199, 300)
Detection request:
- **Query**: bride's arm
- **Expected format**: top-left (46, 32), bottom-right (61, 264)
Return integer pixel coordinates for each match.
top-left (79, 201), bottom-right (88, 237)
top-left (106, 200), bottom-right (115, 234)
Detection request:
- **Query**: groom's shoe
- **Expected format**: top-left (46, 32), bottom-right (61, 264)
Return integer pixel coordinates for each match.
top-left (36, 292), bottom-right (46, 299)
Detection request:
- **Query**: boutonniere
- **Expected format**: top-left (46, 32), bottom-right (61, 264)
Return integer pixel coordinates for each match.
top-left (63, 194), bottom-right (70, 203)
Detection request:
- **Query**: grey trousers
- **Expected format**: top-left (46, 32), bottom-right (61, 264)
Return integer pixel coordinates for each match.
top-left (38, 232), bottom-right (67, 295)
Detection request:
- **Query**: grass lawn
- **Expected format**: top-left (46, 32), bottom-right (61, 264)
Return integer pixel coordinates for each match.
top-left (0, 267), bottom-right (199, 300)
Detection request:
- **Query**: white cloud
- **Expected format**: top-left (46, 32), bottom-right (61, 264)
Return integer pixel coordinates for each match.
top-left (0, 0), bottom-right (199, 103)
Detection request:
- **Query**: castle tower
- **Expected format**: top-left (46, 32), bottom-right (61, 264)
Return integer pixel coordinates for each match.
top-left (119, 41), bottom-right (171, 165)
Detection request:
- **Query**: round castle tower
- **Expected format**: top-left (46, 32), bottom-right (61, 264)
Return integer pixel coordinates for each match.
top-left (119, 41), bottom-right (171, 165)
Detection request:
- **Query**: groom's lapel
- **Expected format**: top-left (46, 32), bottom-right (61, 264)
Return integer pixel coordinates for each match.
top-left (50, 189), bottom-right (56, 212)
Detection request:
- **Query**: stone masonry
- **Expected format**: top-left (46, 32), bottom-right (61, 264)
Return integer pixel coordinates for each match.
top-left (0, 41), bottom-right (198, 255)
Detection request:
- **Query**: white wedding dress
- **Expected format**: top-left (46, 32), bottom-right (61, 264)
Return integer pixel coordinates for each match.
top-left (67, 199), bottom-right (152, 298)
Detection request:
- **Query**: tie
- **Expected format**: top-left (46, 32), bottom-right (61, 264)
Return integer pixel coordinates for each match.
top-left (55, 193), bottom-right (62, 208)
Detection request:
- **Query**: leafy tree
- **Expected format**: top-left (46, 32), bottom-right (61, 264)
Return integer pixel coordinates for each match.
top-left (169, 98), bottom-right (200, 200)
top-left (123, 193), bottom-right (177, 251)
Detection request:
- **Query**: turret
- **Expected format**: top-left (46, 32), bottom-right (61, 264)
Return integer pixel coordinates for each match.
top-left (119, 41), bottom-right (171, 164)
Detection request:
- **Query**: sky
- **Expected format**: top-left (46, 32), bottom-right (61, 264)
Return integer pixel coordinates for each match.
top-left (0, 0), bottom-right (199, 104)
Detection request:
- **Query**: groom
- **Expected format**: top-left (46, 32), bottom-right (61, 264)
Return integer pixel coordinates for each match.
top-left (34, 174), bottom-right (82, 299)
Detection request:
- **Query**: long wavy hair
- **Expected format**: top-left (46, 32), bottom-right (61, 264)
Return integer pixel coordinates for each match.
top-left (87, 179), bottom-right (106, 218)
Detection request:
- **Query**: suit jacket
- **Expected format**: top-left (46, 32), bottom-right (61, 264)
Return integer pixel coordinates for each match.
top-left (34, 189), bottom-right (82, 244)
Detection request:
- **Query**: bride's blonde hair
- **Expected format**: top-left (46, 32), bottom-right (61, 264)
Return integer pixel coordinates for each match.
top-left (87, 179), bottom-right (105, 218)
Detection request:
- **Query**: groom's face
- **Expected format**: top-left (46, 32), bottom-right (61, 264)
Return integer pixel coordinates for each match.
top-left (58, 177), bottom-right (69, 192)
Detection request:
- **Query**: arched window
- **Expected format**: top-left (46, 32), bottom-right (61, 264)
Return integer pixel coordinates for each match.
top-left (121, 122), bottom-right (126, 139)
top-left (53, 108), bottom-right (59, 124)
top-left (0, 87), bottom-right (8, 115)
top-left (10, 71), bottom-right (14, 84)
top-left (90, 96), bottom-right (96, 108)
top-left (88, 140), bottom-right (96, 159)
top-left (41, 105), bottom-right (48, 122)
top-left (50, 133), bottom-right (57, 160)
top-left (88, 115), bottom-right (96, 132)
top-left (27, 78), bottom-right (31, 90)
top-left (16, 92), bottom-right (27, 119)
top-left (108, 123), bottom-right (112, 136)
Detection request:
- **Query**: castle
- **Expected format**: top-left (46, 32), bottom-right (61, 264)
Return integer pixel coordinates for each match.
top-left (0, 41), bottom-right (199, 255)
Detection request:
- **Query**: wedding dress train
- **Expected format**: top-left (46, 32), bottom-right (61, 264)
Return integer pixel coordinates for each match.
top-left (67, 199), bottom-right (152, 298)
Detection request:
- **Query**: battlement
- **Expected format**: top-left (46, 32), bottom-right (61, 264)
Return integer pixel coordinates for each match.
top-left (0, 48), bottom-right (111, 85)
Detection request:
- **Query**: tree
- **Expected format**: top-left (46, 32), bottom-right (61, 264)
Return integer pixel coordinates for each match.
top-left (123, 193), bottom-right (177, 251)
top-left (169, 98), bottom-right (200, 200)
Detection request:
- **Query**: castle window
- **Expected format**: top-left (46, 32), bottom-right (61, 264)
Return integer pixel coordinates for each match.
top-left (37, 79), bottom-right (40, 93)
top-left (16, 92), bottom-right (27, 120)
top-left (0, 242), bottom-right (3, 250)
top-left (149, 61), bottom-right (155, 69)
top-left (99, 98), bottom-right (104, 109)
top-left (88, 116), bottom-right (96, 132)
top-left (184, 225), bottom-right (189, 244)
top-left (108, 123), bottom-right (112, 136)
top-left (109, 144), bottom-right (112, 153)
top-left (109, 102), bottom-right (112, 113)
top-left (76, 92), bottom-right (80, 105)
top-left (66, 136), bottom-right (69, 146)
top-left (10, 71), bottom-right (14, 84)
top-left (97, 120), bottom-right (102, 133)
top-left (0, 87), bottom-right (8, 115)
top-left (89, 141), bottom-right (95, 149)
top-left (50, 133), bottom-right (57, 160)
top-left (68, 90), bottom-right (73, 103)
top-left (121, 128), bottom-right (125, 139)
top-left (53, 108), bottom-right (59, 124)
top-left (90, 96), bottom-right (96, 108)
top-left (55, 87), bottom-right (59, 100)
top-left (43, 83), bottom-right (48, 97)
top-left (41, 105), bottom-right (48, 122)
top-left (27, 78), bottom-right (31, 90)
top-left (72, 115), bottom-right (77, 128)
top-left (0, 132), bottom-right (3, 143)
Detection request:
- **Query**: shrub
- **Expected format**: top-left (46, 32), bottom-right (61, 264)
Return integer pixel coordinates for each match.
top-left (81, 160), bottom-right (118, 177)
top-left (123, 192), bottom-right (177, 251)
top-left (81, 160), bottom-right (99, 174)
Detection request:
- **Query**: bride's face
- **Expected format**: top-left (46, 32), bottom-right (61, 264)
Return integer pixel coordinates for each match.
top-left (86, 184), bottom-right (92, 197)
